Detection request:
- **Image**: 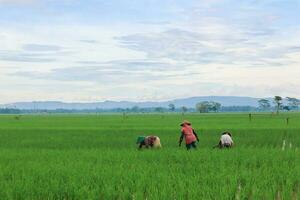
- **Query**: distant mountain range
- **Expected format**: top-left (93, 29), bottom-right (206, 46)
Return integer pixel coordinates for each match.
top-left (0, 96), bottom-right (271, 110)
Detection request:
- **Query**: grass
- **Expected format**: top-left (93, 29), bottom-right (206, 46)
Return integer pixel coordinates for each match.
top-left (0, 113), bottom-right (299, 199)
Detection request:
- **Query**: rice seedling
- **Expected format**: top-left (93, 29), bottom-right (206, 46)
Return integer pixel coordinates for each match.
top-left (0, 113), bottom-right (299, 199)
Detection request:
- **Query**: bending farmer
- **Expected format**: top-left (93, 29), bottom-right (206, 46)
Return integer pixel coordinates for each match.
top-left (215, 132), bottom-right (234, 149)
top-left (136, 135), bottom-right (161, 149)
top-left (179, 120), bottom-right (199, 150)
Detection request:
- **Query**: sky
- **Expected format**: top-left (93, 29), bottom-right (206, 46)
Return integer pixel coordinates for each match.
top-left (0, 0), bottom-right (300, 103)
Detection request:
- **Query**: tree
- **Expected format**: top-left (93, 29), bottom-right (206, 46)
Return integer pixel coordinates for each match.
top-left (181, 106), bottom-right (188, 115)
top-left (181, 106), bottom-right (188, 113)
top-left (283, 106), bottom-right (290, 111)
top-left (286, 97), bottom-right (300, 111)
top-left (210, 102), bottom-right (221, 112)
top-left (131, 106), bottom-right (140, 112)
top-left (258, 99), bottom-right (271, 111)
top-left (196, 101), bottom-right (210, 113)
top-left (154, 107), bottom-right (164, 113)
top-left (274, 96), bottom-right (283, 114)
top-left (168, 103), bottom-right (175, 112)
top-left (196, 101), bottom-right (222, 113)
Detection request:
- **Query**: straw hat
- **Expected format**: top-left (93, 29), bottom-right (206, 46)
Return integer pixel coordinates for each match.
top-left (180, 120), bottom-right (191, 126)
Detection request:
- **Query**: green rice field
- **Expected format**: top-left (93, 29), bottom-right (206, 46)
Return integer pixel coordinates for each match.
top-left (0, 113), bottom-right (299, 199)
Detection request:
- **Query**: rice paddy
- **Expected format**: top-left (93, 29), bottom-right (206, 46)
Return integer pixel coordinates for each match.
top-left (0, 113), bottom-right (299, 199)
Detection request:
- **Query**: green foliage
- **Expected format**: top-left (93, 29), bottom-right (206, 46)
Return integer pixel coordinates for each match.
top-left (168, 104), bottom-right (175, 112)
top-left (286, 97), bottom-right (300, 111)
top-left (181, 106), bottom-right (188, 115)
top-left (0, 113), bottom-right (299, 199)
top-left (196, 101), bottom-right (222, 113)
top-left (258, 99), bottom-right (271, 110)
top-left (154, 107), bottom-right (164, 113)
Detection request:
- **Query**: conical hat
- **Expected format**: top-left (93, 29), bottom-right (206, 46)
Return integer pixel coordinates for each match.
top-left (180, 120), bottom-right (191, 126)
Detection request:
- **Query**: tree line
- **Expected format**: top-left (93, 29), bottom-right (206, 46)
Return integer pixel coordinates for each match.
top-left (1, 96), bottom-right (299, 114)
top-left (258, 96), bottom-right (300, 114)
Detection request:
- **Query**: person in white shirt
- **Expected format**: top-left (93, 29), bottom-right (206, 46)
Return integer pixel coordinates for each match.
top-left (214, 132), bottom-right (234, 148)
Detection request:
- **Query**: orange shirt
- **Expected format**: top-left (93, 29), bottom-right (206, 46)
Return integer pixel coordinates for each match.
top-left (181, 125), bottom-right (196, 144)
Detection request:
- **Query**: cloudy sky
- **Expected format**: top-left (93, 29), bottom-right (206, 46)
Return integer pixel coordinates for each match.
top-left (0, 0), bottom-right (300, 103)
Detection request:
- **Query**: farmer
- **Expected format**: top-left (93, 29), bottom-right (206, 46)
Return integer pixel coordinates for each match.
top-left (136, 135), bottom-right (161, 149)
top-left (179, 120), bottom-right (199, 150)
top-left (214, 132), bottom-right (234, 149)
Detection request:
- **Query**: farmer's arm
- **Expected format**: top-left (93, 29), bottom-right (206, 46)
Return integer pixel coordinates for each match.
top-left (179, 132), bottom-right (184, 146)
top-left (139, 143), bottom-right (143, 149)
top-left (139, 140), bottom-right (146, 149)
top-left (193, 129), bottom-right (199, 141)
top-left (218, 140), bottom-right (222, 147)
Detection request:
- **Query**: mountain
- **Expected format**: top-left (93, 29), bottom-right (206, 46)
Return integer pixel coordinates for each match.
top-left (0, 96), bottom-right (267, 110)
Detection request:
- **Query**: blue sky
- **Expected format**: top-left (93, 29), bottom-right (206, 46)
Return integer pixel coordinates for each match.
top-left (0, 0), bottom-right (300, 103)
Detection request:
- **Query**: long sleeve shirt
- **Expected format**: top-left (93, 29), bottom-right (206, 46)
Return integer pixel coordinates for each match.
top-left (179, 126), bottom-right (199, 145)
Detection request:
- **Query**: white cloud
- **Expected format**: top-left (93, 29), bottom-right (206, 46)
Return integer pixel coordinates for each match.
top-left (0, 0), bottom-right (300, 103)
top-left (0, 0), bottom-right (36, 5)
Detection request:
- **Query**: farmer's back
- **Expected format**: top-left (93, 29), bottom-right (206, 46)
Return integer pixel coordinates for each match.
top-left (181, 125), bottom-right (196, 144)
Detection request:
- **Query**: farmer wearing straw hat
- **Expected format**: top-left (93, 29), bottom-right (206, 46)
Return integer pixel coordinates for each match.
top-left (179, 120), bottom-right (199, 150)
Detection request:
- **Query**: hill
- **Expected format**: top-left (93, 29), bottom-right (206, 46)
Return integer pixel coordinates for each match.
top-left (0, 96), bottom-right (267, 110)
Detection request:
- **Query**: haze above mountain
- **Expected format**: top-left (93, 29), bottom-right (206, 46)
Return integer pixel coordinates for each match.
top-left (1, 96), bottom-right (270, 110)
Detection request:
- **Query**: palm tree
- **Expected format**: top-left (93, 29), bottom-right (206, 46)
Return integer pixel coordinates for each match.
top-left (274, 96), bottom-right (282, 114)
